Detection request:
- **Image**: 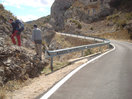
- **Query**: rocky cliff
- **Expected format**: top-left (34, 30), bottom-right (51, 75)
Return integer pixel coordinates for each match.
top-left (51, 0), bottom-right (113, 31)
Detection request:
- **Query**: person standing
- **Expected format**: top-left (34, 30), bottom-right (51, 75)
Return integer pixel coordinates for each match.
top-left (32, 24), bottom-right (42, 60)
top-left (9, 19), bottom-right (24, 46)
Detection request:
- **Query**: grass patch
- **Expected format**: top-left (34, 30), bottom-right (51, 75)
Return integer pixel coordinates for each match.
top-left (0, 5), bottom-right (15, 22)
top-left (106, 13), bottom-right (120, 21)
top-left (87, 29), bottom-right (130, 40)
top-left (69, 19), bottom-right (82, 29)
top-left (42, 61), bottom-right (71, 74)
top-left (106, 12), bottom-right (132, 29)
top-left (125, 12), bottom-right (132, 20)
top-left (42, 45), bottom-right (109, 75)
top-left (0, 79), bottom-right (30, 98)
top-left (90, 27), bottom-right (94, 31)
top-left (84, 49), bottom-right (92, 56)
top-left (116, 19), bottom-right (127, 28)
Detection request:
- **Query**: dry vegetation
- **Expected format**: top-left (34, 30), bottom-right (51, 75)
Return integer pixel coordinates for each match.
top-left (68, 19), bottom-right (82, 29)
top-left (0, 4), bottom-right (15, 22)
top-left (86, 29), bottom-right (130, 40)
top-left (42, 34), bottom-right (110, 74)
top-left (106, 12), bottom-right (132, 29)
top-left (81, 10), bottom-right (132, 41)
top-left (52, 34), bottom-right (95, 49)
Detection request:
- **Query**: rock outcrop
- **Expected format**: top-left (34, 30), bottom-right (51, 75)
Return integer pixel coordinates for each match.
top-left (51, 0), bottom-right (74, 31)
top-left (51, 0), bottom-right (114, 31)
top-left (0, 46), bottom-right (48, 86)
top-left (125, 20), bottom-right (132, 39)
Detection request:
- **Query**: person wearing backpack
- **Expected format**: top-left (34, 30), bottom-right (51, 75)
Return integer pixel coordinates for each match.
top-left (9, 19), bottom-right (24, 46)
top-left (32, 24), bottom-right (42, 60)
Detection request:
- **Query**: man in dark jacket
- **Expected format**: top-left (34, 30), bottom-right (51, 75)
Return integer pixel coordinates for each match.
top-left (9, 19), bottom-right (21, 46)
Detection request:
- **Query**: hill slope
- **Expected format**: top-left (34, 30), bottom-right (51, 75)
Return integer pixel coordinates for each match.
top-left (50, 0), bottom-right (132, 40)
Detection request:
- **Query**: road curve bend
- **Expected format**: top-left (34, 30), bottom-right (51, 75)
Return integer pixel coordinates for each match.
top-left (43, 40), bottom-right (132, 99)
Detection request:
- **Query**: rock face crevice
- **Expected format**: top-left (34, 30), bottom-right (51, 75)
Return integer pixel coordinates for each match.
top-left (51, 0), bottom-right (114, 31)
top-left (51, 0), bottom-right (74, 31)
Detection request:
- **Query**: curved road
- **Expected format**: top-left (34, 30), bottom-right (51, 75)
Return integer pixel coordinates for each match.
top-left (47, 40), bottom-right (132, 99)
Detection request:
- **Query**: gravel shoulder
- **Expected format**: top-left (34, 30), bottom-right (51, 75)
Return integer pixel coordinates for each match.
top-left (9, 58), bottom-right (88, 99)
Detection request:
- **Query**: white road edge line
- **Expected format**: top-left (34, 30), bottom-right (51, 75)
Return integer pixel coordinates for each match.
top-left (40, 43), bottom-right (116, 99)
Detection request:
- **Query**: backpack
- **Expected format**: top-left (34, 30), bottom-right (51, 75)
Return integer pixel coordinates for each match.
top-left (15, 20), bottom-right (24, 32)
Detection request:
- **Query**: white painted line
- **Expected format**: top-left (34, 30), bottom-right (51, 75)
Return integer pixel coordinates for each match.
top-left (40, 43), bottom-right (115, 99)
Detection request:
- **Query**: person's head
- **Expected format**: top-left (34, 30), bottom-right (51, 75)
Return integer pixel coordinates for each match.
top-left (9, 18), bottom-right (13, 24)
top-left (34, 24), bottom-right (37, 28)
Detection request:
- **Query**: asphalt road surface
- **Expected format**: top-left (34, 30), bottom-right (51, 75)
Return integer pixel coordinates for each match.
top-left (48, 41), bottom-right (132, 99)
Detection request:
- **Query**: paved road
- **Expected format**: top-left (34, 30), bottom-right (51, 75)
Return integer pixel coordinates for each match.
top-left (49, 41), bottom-right (132, 99)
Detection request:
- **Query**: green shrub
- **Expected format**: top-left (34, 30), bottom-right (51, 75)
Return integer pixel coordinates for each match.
top-left (0, 6), bottom-right (15, 22)
top-left (125, 12), bottom-right (132, 20)
top-left (85, 49), bottom-right (92, 56)
top-left (107, 12), bottom-right (132, 29)
top-left (106, 13), bottom-right (119, 21)
top-left (69, 19), bottom-right (82, 29)
top-left (90, 27), bottom-right (93, 30)
top-left (116, 19), bottom-right (127, 28)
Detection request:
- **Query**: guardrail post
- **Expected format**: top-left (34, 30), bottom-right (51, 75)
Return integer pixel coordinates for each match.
top-left (99, 46), bottom-right (102, 53)
top-left (81, 50), bottom-right (84, 56)
top-left (107, 44), bottom-right (110, 49)
top-left (51, 57), bottom-right (53, 72)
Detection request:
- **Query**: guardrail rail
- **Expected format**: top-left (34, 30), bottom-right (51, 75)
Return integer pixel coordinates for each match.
top-left (45, 33), bottom-right (111, 71)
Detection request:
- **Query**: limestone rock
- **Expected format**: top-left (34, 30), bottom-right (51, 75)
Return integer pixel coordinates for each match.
top-left (51, 0), bottom-right (74, 31)
top-left (51, 0), bottom-right (115, 31)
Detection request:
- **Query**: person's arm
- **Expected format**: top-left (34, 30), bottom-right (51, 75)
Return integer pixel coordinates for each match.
top-left (11, 22), bottom-right (15, 33)
top-left (40, 30), bottom-right (42, 40)
top-left (32, 30), bottom-right (35, 42)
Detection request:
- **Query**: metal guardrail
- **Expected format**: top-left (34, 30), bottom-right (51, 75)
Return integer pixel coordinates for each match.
top-left (45, 33), bottom-right (111, 71)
